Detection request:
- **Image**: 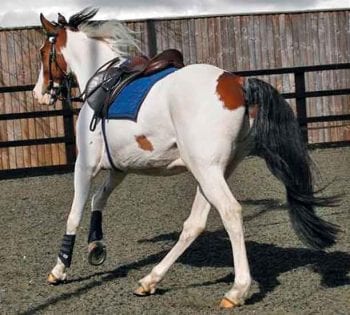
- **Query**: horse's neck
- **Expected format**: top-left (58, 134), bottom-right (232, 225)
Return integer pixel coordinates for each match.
top-left (63, 31), bottom-right (124, 91)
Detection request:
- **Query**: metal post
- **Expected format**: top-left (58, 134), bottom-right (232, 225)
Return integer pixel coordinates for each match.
top-left (294, 71), bottom-right (308, 143)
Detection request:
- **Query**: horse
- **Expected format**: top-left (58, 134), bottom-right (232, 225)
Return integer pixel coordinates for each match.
top-left (32, 8), bottom-right (339, 309)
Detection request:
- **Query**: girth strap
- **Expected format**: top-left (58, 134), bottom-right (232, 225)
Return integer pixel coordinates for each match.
top-left (101, 117), bottom-right (121, 172)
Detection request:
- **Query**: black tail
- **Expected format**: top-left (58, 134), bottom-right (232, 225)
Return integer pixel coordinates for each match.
top-left (245, 78), bottom-right (339, 250)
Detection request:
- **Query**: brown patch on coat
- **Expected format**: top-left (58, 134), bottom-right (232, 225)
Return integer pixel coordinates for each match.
top-left (135, 135), bottom-right (154, 151)
top-left (216, 72), bottom-right (245, 110)
top-left (40, 28), bottom-right (68, 88)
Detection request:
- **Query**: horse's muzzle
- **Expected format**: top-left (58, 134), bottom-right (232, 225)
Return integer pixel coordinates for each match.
top-left (32, 90), bottom-right (53, 105)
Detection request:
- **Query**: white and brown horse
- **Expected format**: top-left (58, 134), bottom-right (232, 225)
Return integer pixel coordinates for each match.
top-left (33, 8), bottom-right (338, 309)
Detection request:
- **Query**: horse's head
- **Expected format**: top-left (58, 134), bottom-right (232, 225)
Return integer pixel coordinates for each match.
top-left (33, 13), bottom-right (71, 105)
top-left (33, 8), bottom-right (99, 105)
top-left (33, 8), bottom-right (140, 105)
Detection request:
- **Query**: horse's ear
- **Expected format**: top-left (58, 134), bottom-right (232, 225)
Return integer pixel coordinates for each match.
top-left (57, 13), bottom-right (68, 26)
top-left (40, 13), bottom-right (56, 33)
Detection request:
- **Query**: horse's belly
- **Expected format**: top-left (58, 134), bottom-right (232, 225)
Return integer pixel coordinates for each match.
top-left (111, 143), bottom-right (186, 175)
top-left (101, 118), bottom-right (183, 174)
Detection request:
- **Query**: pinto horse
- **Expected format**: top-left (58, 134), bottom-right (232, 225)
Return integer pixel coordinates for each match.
top-left (33, 8), bottom-right (339, 309)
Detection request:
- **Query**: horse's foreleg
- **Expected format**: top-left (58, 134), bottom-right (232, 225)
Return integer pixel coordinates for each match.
top-left (135, 186), bottom-right (211, 295)
top-left (48, 160), bottom-right (94, 284)
top-left (87, 170), bottom-right (126, 265)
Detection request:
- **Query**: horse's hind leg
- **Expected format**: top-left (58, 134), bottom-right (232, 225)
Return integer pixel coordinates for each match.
top-left (135, 186), bottom-right (211, 296)
top-left (87, 170), bottom-right (126, 265)
top-left (195, 167), bottom-right (251, 308)
top-left (134, 166), bottom-right (250, 307)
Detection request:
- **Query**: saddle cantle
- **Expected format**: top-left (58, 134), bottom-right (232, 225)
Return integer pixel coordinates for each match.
top-left (146, 49), bottom-right (185, 73)
top-left (123, 49), bottom-right (184, 75)
top-left (86, 49), bottom-right (184, 129)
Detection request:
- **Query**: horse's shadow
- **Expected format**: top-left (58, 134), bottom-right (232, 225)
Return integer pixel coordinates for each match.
top-left (138, 229), bottom-right (350, 305)
top-left (22, 198), bottom-right (349, 314)
top-left (25, 235), bottom-right (349, 315)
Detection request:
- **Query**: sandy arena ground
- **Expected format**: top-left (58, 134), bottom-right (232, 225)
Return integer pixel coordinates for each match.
top-left (0, 147), bottom-right (349, 314)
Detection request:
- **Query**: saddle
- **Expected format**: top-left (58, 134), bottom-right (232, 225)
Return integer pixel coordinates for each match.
top-left (86, 49), bottom-right (184, 129)
top-left (124, 49), bottom-right (184, 75)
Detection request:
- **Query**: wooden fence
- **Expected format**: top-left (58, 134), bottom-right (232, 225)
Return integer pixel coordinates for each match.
top-left (0, 9), bottom-right (349, 178)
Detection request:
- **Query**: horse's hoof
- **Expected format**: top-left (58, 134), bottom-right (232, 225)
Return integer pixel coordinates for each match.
top-left (133, 286), bottom-right (155, 296)
top-left (47, 273), bottom-right (64, 285)
top-left (88, 241), bottom-right (107, 266)
top-left (219, 297), bottom-right (237, 309)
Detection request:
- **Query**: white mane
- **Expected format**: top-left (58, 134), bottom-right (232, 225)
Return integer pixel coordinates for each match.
top-left (79, 20), bottom-right (142, 56)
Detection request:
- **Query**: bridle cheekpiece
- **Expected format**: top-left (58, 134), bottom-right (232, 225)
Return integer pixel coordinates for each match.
top-left (44, 30), bottom-right (75, 105)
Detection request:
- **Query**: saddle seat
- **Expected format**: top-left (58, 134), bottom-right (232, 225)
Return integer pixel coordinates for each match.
top-left (124, 49), bottom-right (185, 75)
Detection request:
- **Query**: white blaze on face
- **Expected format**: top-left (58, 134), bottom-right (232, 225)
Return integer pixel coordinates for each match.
top-left (32, 65), bottom-right (50, 105)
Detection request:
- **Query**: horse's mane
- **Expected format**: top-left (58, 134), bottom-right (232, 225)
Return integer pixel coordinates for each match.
top-left (67, 8), bottom-right (141, 56)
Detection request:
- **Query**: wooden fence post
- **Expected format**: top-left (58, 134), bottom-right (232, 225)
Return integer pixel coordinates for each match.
top-left (294, 71), bottom-right (308, 143)
top-left (61, 88), bottom-right (76, 165)
top-left (146, 19), bottom-right (157, 57)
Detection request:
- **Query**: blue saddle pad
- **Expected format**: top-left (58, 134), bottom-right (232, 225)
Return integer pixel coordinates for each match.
top-left (107, 67), bottom-right (178, 121)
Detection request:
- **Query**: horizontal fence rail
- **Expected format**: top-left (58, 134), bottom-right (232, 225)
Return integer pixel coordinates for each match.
top-left (0, 62), bottom-right (349, 179)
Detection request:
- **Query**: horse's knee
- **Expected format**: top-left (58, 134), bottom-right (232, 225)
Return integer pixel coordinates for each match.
top-left (92, 182), bottom-right (115, 210)
top-left (66, 213), bottom-right (81, 233)
top-left (91, 192), bottom-right (106, 210)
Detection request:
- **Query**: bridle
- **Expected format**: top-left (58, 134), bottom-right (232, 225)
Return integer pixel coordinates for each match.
top-left (44, 32), bottom-right (77, 105)
top-left (44, 31), bottom-right (121, 107)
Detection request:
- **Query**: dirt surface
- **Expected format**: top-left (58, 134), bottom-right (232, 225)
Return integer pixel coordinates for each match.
top-left (0, 147), bottom-right (349, 314)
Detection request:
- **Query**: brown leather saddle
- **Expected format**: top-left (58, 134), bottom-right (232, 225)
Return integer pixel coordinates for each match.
top-left (123, 49), bottom-right (185, 75)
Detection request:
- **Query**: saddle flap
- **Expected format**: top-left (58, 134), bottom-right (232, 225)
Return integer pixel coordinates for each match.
top-left (86, 67), bottom-right (122, 114)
